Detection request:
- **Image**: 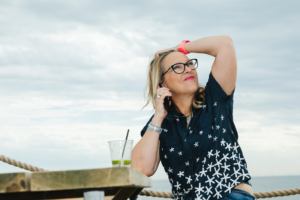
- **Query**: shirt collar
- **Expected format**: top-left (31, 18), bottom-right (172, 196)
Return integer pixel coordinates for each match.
top-left (165, 103), bottom-right (196, 123)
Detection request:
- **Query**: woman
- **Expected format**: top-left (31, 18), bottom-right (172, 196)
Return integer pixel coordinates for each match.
top-left (132, 36), bottom-right (256, 200)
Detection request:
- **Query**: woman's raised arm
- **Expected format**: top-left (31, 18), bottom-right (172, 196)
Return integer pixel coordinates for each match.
top-left (184, 35), bottom-right (237, 96)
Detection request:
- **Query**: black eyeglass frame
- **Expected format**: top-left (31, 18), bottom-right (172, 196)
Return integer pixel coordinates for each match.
top-left (160, 58), bottom-right (198, 80)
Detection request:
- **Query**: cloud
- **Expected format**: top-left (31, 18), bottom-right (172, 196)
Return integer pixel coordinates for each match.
top-left (0, 0), bottom-right (299, 179)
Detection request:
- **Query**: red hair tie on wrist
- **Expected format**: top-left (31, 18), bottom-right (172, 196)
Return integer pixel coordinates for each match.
top-left (178, 40), bottom-right (190, 54)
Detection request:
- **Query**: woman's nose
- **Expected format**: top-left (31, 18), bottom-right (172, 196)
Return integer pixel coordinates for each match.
top-left (184, 64), bottom-right (192, 73)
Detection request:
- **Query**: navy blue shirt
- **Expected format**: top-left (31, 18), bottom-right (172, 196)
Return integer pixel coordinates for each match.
top-left (141, 72), bottom-right (252, 200)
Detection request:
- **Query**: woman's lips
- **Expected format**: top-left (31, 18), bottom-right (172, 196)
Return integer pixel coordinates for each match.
top-left (184, 77), bottom-right (194, 81)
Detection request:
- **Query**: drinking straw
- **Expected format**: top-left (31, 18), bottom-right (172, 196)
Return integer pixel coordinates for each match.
top-left (119, 129), bottom-right (129, 166)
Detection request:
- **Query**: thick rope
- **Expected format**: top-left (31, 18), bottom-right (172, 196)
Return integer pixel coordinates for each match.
top-left (139, 188), bottom-right (300, 199)
top-left (1, 154), bottom-right (299, 199)
top-left (0, 154), bottom-right (48, 172)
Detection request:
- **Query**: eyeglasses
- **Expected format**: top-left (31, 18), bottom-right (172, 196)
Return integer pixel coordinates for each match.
top-left (161, 59), bottom-right (198, 79)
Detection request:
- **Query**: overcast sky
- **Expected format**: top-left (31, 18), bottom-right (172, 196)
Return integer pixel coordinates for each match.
top-left (0, 0), bottom-right (299, 180)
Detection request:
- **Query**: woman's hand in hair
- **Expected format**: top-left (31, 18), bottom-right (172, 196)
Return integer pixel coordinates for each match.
top-left (154, 85), bottom-right (172, 122)
top-left (155, 44), bottom-right (180, 58)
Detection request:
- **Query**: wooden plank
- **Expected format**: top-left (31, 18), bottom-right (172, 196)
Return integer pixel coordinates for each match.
top-left (31, 167), bottom-right (152, 191)
top-left (43, 196), bottom-right (114, 200)
top-left (0, 172), bottom-right (31, 193)
top-left (0, 167), bottom-right (151, 199)
top-left (0, 188), bottom-right (118, 200)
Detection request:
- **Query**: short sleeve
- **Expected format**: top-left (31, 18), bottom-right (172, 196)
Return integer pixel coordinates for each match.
top-left (205, 71), bottom-right (235, 104)
top-left (140, 114), bottom-right (155, 137)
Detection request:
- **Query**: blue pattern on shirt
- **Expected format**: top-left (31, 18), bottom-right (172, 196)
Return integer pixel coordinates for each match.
top-left (141, 72), bottom-right (252, 200)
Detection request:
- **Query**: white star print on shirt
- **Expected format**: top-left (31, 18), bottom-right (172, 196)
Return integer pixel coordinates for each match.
top-left (177, 171), bottom-right (184, 177)
top-left (176, 118), bottom-right (179, 122)
top-left (232, 167), bottom-right (241, 178)
top-left (174, 181), bottom-right (181, 190)
top-left (164, 154), bottom-right (167, 159)
top-left (208, 134), bottom-right (212, 139)
top-left (185, 175), bottom-right (192, 184)
top-left (213, 188), bottom-right (222, 199)
top-left (224, 182), bottom-right (233, 193)
top-left (238, 153), bottom-right (245, 161)
top-left (241, 169), bottom-right (250, 179)
top-left (233, 142), bottom-right (240, 153)
top-left (214, 102), bottom-right (217, 106)
top-left (213, 136), bottom-right (218, 142)
top-left (216, 125), bottom-right (220, 130)
top-left (221, 115), bottom-right (224, 120)
top-left (220, 138), bottom-right (226, 146)
top-left (195, 183), bottom-right (205, 194)
top-left (215, 150), bottom-right (220, 158)
top-left (225, 143), bottom-right (232, 151)
top-left (231, 152), bottom-right (237, 160)
top-left (215, 179), bottom-right (224, 190)
top-left (213, 167), bottom-right (222, 178)
top-left (234, 160), bottom-right (243, 169)
top-left (183, 189), bottom-right (189, 195)
top-left (207, 162), bottom-right (214, 172)
top-left (207, 150), bottom-right (214, 158)
top-left (222, 153), bottom-right (230, 162)
top-left (222, 128), bottom-right (227, 133)
top-left (199, 168), bottom-right (207, 177)
top-left (199, 130), bottom-right (203, 135)
top-left (168, 167), bottom-right (173, 173)
top-left (205, 175), bottom-right (215, 187)
top-left (194, 142), bottom-right (199, 147)
top-left (185, 161), bottom-right (190, 166)
top-left (164, 129), bottom-right (168, 132)
top-left (170, 147), bottom-right (175, 152)
top-left (205, 186), bottom-right (213, 195)
top-left (178, 151), bottom-right (182, 156)
top-left (221, 162), bottom-right (231, 172)
top-left (215, 158), bottom-right (223, 168)
top-left (222, 172), bottom-right (230, 183)
top-left (195, 173), bottom-right (200, 181)
top-left (230, 178), bottom-right (240, 187)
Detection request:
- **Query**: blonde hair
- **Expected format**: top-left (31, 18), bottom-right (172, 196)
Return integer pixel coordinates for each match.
top-left (141, 50), bottom-right (205, 122)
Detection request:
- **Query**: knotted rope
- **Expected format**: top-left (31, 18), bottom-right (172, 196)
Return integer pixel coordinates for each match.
top-left (1, 154), bottom-right (299, 199)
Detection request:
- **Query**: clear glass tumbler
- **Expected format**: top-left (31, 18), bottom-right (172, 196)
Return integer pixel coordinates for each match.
top-left (108, 140), bottom-right (133, 167)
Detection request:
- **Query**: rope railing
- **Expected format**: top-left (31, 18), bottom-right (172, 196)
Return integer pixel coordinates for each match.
top-left (1, 154), bottom-right (299, 199)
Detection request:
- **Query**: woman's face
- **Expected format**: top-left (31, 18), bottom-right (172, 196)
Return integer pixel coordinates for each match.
top-left (161, 52), bottom-right (199, 96)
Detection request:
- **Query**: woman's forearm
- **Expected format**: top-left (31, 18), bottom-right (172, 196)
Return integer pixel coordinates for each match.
top-left (131, 116), bottom-right (162, 176)
top-left (178, 35), bottom-right (232, 57)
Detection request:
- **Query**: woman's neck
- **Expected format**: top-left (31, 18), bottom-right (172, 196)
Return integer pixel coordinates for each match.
top-left (172, 94), bottom-right (194, 115)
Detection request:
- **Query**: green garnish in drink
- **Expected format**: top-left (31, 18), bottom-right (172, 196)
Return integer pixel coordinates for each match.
top-left (112, 160), bottom-right (121, 165)
top-left (123, 160), bottom-right (131, 165)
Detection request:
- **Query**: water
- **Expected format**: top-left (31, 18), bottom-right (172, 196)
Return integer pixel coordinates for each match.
top-left (138, 175), bottom-right (300, 200)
